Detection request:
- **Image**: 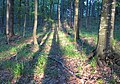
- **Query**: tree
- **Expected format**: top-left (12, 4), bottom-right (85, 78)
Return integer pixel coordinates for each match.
top-left (33, 0), bottom-right (39, 51)
top-left (23, 0), bottom-right (27, 37)
top-left (5, 0), bottom-right (15, 43)
top-left (74, 0), bottom-right (79, 42)
top-left (9, 0), bottom-right (14, 37)
top-left (86, 0), bottom-right (89, 29)
top-left (2, 0), bottom-right (5, 28)
top-left (58, 0), bottom-right (61, 28)
top-left (6, 0), bottom-right (10, 44)
top-left (93, 0), bottom-right (116, 66)
top-left (18, 0), bottom-right (21, 35)
top-left (50, 0), bottom-right (53, 19)
top-left (70, 0), bottom-right (74, 28)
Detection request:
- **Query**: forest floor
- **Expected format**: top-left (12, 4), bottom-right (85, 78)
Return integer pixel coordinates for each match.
top-left (0, 21), bottom-right (120, 84)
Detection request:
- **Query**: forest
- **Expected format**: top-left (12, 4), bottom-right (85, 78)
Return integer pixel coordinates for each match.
top-left (0, 0), bottom-right (120, 84)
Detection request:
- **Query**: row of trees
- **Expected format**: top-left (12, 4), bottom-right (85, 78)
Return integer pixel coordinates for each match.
top-left (0, 0), bottom-right (120, 66)
top-left (0, 0), bottom-right (104, 34)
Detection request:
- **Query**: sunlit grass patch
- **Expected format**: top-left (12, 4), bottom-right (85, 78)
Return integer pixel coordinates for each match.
top-left (80, 32), bottom-right (97, 44)
top-left (12, 63), bottom-right (23, 78)
top-left (34, 56), bottom-right (48, 74)
top-left (62, 45), bottom-right (80, 58)
top-left (58, 31), bottom-right (80, 58)
top-left (88, 57), bottom-right (97, 68)
top-left (97, 79), bottom-right (104, 84)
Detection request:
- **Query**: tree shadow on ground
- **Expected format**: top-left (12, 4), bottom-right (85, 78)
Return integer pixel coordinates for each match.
top-left (0, 27), bottom-right (52, 83)
top-left (61, 22), bottom-right (95, 56)
top-left (16, 30), bottom-right (52, 84)
top-left (76, 39), bottom-right (95, 55)
top-left (61, 22), bottom-right (120, 83)
top-left (42, 24), bottom-right (70, 84)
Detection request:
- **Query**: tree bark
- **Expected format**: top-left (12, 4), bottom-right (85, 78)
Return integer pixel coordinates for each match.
top-left (74, 0), bottom-right (79, 42)
top-left (18, 0), bottom-right (21, 35)
top-left (58, 0), bottom-right (61, 28)
top-left (23, 0), bottom-right (27, 37)
top-left (70, 0), bottom-right (73, 28)
top-left (1, 0), bottom-right (5, 34)
top-left (110, 0), bottom-right (116, 39)
top-left (33, 0), bottom-right (38, 47)
top-left (6, 0), bottom-right (10, 44)
top-left (86, 0), bottom-right (89, 29)
top-left (95, 0), bottom-right (116, 66)
top-left (50, 0), bottom-right (53, 19)
top-left (9, 0), bottom-right (14, 37)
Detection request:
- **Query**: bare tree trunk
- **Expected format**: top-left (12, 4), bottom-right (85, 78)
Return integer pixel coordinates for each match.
top-left (9, 0), bottom-right (14, 37)
top-left (86, 0), bottom-right (89, 29)
top-left (70, 0), bottom-right (73, 28)
top-left (23, 0), bottom-right (27, 37)
top-left (2, 0), bottom-right (5, 28)
top-left (74, 0), bottom-right (79, 42)
top-left (26, 0), bottom-right (29, 26)
top-left (18, 0), bottom-right (21, 35)
top-left (6, 0), bottom-right (10, 44)
top-left (88, 0), bottom-right (91, 29)
top-left (97, 0), bottom-right (100, 17)
top-left (94, 0), bottom-right (116, 66)
top-left (50, 0), bottom-right (53, 19)
top-left (33, 0), bottom-right (39, 50)
top-left (79, 0), bottom-right (83, 28)
top-left (110, 0), bottom-right (116, 39)
top-left (58, 0), bottom-right (61, 28)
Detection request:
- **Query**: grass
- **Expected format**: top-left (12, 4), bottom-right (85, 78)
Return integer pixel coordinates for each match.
top-left (0, 25), bottom-right (52, 82)
top-left (89, 57), bottom-right (97, 68)
top-left (80, 27), bottom-right (98, 43)
top-left (62, 45), bottom-right (80, 58)
top-left (12, 63), bottom-right (23, 78)
top-left (34, 56), bottom-right (48, 74)
top-left (97, 79), bottom-right (104, 84)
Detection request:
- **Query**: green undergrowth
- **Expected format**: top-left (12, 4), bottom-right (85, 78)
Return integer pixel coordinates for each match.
top-left (62, 45), bottom-right (80, 58)
top-left (0, 21), bottom-right (119, 83)
top-left (34, 53), bottom-right (48, 74)
top-left (59, 31), bottom-right (80, 58)
top-left (89, 57), bottom-right (97, 68)
top-left (0, 25), bottom-right (52, 80)
top-left (80, 27), bottom-right (98, 43)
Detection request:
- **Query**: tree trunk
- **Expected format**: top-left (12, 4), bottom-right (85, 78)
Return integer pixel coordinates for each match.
top-left (95, 0), bottom-right (116, 66)
top-left (58, 0), bottom-right (61, 28)
top-left (23, 0), bottom-right (27, 37)
top-left (70, 0), bottom-right (73, 28)
top-left (33, 0), bottom-right (38, 48)
top-left (97, 0), bottom-right (100, 17)
top-left (61, 0), bottom-right (64, 20)
top-left (18, 0), bottom-right (21, 35)
top-left (110, 0), bottom-right (116, 39)
top-left (91, 1), bottom-right (95, 17)
top-left (6, 0), bottom-right (10, 44)
top-left (1, 0), bottom-right (5, 34)
top-left (9, 0), bottom-right (14, 37)
top-left (88, 0), bottom-right (91, 29)
top-left (50, 0), bottom-right (53, 19)
top-left (26, 0), bottom-right (29, 26)
top-left (74, 0), bottom-right (79, 42)
top-left (86, 0), bottom-right (89, 29)
top-left (79, 0), bottom-right (83, 28)
top-left (81, 0), bottom-right (84, 17)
